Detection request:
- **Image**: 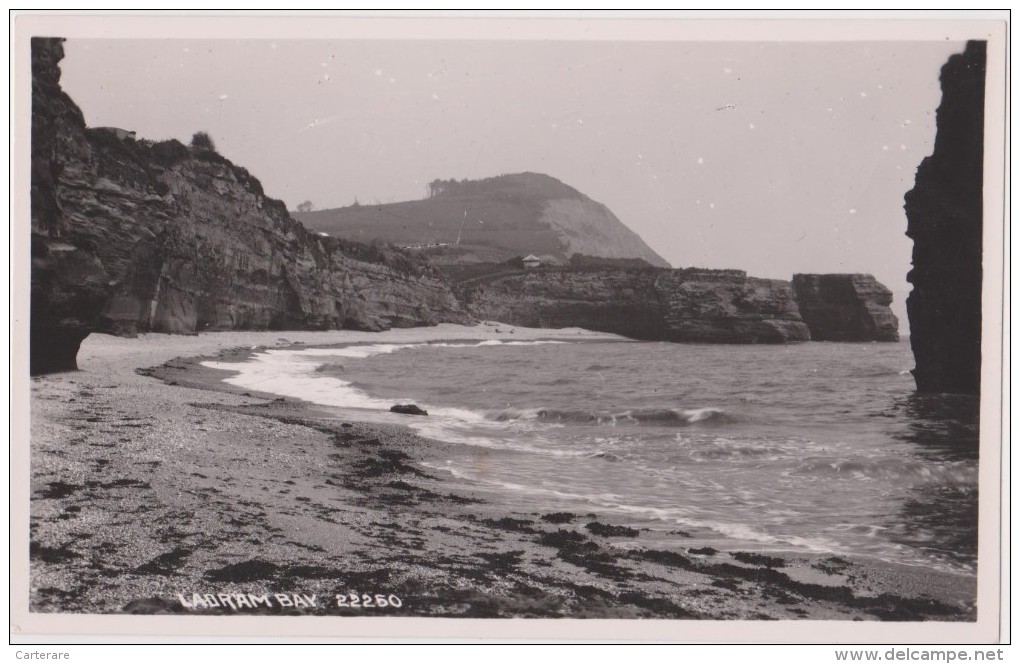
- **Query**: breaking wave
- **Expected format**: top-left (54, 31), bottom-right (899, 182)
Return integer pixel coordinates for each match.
top-left (790, 456), bottom-right (976, 486)
top-left (490, 406), bottom-right (734, 427)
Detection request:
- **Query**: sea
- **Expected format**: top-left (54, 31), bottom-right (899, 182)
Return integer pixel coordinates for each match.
top-left (203, 336), bottom-right (979, 577)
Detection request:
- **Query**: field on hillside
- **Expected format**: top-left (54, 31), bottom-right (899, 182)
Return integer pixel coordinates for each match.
top-left (292, 173), bottom-right (671, 267)
top-left (294, 194), bottom-right (566, 258)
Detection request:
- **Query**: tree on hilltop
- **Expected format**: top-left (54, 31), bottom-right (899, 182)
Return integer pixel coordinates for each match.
top-left (190, 131), bottom-right (216, 152)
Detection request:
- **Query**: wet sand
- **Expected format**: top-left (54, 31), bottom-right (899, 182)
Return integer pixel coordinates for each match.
top-left (28, 324), bottom-right (976, 620)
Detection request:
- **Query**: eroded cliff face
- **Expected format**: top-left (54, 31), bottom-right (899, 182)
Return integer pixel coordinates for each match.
top-left (457, 267), bottom-right (811, 343)
top-left (792, 274), bottom-right (899, 342)
top-left (30, 38), bottom-right (110, 374)
top-left (30, 38), bottom-right (467, 373)
top-left (77, 135), bottom-right (465, 337)
top-left (904, 41), bottom-right (985, 394)
top-left (454, 268), bottom-right (668, 340)
top-left (656, 270), bottom-right (809, 343)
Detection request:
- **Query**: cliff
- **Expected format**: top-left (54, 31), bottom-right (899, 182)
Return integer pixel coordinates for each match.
top-left (657, 270), bottom-right (810, 343)
top-left (294, 172), bottom-right (672, 268)
top-left (29, 37), bottom-right (908, 371)
top-left (792, 274), bottom-right (900, 342)
top-left (29, 38), bottom-right (467, 373)
top-left (455, 267), bottom-right (811, 343)
top-left (903, 41), bottom-right (985, 394)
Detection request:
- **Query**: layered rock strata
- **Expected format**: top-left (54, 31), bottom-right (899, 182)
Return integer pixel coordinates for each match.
top-left (30, 38), bottom-right (468, 373)
top-left (792, 274), bottom-right (900, 342)
top-left (457, 267), bottom-right (812, 343)
top-left (30, 38), bottom-right (110, 374)
top-left (904, 41), bottom-right (986, 394)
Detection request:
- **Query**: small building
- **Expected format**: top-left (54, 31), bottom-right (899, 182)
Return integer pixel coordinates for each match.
top-left (95, 127), bottom-right (137, 141)
top-left (522, 254), bottom-right (542, 269)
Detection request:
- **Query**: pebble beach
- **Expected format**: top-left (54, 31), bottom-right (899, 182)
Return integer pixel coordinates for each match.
top-left (27, 324), bottom-right (977, 622)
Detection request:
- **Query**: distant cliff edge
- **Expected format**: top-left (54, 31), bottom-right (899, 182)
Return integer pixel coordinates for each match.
top-left (904, 41), bottom-right (985, 394)
top-left (450, 264), bottom-right (897, 344)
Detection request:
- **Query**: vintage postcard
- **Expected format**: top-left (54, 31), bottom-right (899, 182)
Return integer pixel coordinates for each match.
top-left (10, 11), bottom-right (1008, 643)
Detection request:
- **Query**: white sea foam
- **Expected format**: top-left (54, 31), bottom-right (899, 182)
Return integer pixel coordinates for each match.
top-left (202, 351), bottom-right (396, 410)
top-left (409, 417), bottom-right (599, 458)
top-left (424, 460), bottom-right (845, 553)
top-left (422, 461), bottom-right (970, 573)
top-left (202, 339), bottom-right (570, 413)
top-left (202, 339), bottom-right (591, 456)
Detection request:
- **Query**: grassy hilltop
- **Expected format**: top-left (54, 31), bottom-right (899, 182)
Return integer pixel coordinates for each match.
top-left (294, 172), bottom-right (671, 267)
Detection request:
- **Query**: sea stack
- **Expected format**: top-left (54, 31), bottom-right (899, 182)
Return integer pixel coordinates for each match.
top-left (791, 274), bottom-right (899, 342)
top-left (903, 41), bottom-right (986, 394)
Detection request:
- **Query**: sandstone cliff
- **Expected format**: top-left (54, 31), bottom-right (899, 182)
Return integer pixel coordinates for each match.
top-left (456, 267), bottom-right (811, 344)
top-left (294, 172), bottom-right (672, 268)
top-left (30, 38), bottom-right (467, 373)
top-left (453, 267), bottom-right (667, 341)
top-left (904, 41), bottom-right (985, 394)
top-left (30, 38), bottom-right (111, 374)
top-left (792, 274), bottom-right (899, 342)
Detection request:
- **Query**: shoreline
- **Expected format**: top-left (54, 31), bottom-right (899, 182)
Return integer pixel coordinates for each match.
top-left (29, 324), bottom-right (976, 619)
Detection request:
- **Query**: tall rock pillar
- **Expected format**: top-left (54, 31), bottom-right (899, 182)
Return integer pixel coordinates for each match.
top-left (904, 41), bottom-right (986, 394)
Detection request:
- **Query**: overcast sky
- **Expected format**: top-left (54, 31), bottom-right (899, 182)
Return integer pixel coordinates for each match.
top-left (59, 38), bottom-right (965, 326)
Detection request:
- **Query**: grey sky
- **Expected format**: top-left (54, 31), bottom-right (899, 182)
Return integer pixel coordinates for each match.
top-left (59, 38), bottom-right (965, 327)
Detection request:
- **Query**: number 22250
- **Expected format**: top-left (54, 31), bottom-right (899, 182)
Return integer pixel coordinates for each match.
top-left (336, 593), bottom-right (403, 608)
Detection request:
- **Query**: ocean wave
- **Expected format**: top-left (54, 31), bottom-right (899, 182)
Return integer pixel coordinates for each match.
top-left (285, 338), bottom-right (568, 360)
top-left (202, 340), bottom-right (573, 412)
top-left (423, 464), bottom-right (850, 553)
top-left (533, 377), bottom-right (578, 387)
top-left (422, 462), bottom-right (973, 575)
top-left (408, 423), bottom-right (598, 458)
top-left (848, 366), bottom-right (913, 378)
top-left (201, 354), bottom-right (397, 411)
top-left (429, 339), bottom-right (567, 348)
top-left (490, 406), bottom-right (734, 427)
top-left (687, 439), bottom-right (796, 460)
top-left (790, 456), bottom-right (976, 485)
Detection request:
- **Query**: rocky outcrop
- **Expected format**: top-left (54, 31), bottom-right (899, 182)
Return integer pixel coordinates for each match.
top-left (656, 270), bottom-right (810, 343)
top-left (30, 38), bottom-right (111, 374)
top-left (390, 404), bottom-right (429, 416)
top-left (30, 38), bottom-right (467, 373)
top-left (456, 267), bottom-right (811, 343)
top-left (295, 172), bottom-right (672, 268)
top-left (904, 41), bottom-right (985, 394)
top-left (792, 274), bottom-right (899, 342)
top-left (454, 268), bottom-right (669, 341)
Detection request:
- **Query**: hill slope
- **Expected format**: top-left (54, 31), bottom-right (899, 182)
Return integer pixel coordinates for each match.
top-left (294, 173), bottom-right (672, 268)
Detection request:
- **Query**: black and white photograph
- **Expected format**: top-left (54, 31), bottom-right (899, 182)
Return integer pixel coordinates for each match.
top-left (10, 11), bottom-right (1008, 643)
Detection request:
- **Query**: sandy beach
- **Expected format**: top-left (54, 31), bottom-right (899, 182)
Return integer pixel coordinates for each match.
top-left (28, 323), bottom-right (976, 620)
